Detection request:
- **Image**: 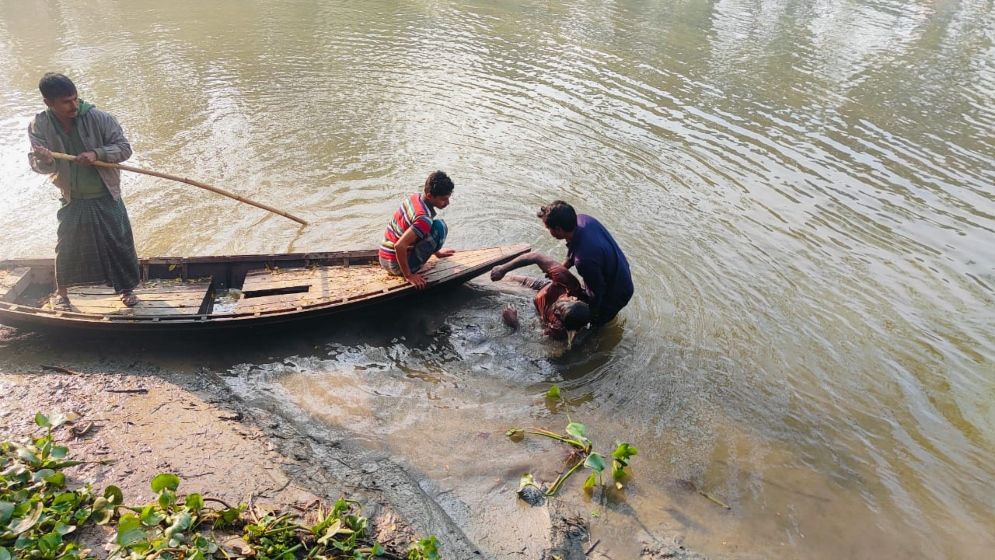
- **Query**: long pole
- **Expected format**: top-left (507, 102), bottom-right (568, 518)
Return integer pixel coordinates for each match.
top-left (49, 152), bottom-right (308, 226)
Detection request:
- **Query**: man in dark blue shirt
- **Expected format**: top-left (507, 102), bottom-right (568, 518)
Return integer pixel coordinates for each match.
top-left (538, 201), bottom-right (634, 326)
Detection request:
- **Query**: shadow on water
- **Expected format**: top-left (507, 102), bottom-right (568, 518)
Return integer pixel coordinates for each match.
top-left (0, 281), bottom-right (621, 384)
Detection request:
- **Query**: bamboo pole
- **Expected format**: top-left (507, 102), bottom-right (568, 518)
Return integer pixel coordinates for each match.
top-left (48, 151), bottom-right (308, 226)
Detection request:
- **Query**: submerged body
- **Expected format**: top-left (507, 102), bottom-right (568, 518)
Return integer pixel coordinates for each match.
top-left (491, 252), bottom-right (590, 340)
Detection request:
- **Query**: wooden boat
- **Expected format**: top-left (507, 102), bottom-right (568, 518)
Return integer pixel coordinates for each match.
top-left (0, 244), bottom-right (529, 334)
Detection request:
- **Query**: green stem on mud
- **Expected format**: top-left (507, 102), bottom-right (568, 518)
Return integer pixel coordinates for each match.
top-left (525, 428), bottom-right (588, 450)
top-left (546, 456), bottom-right (588, 496)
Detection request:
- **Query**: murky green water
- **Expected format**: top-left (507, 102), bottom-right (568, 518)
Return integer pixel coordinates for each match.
top-left (1, 1), bottom-right (993, 558)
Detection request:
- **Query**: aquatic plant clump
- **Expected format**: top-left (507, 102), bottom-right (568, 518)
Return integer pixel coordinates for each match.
top-left (507, 385), bottom-right (638, 501)
top-left (1, 413), bottom-right (441, 559)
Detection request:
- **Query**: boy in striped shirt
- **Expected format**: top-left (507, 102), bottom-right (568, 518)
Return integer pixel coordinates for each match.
top-left (378, 171), bottom-right (455, 289)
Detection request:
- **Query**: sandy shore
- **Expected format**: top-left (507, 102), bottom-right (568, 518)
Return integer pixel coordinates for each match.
top-left (0, 333), bottom-right (706, 559)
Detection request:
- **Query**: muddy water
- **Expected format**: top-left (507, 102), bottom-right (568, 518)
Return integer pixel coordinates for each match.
top-left (1, 1), bottom-right (993, 558)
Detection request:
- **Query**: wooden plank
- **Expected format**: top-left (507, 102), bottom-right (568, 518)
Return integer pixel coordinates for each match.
top-left (230, 249), bottom-right (509, 315)
top-left (0, 267), bottom-right (33, 303)
top-left (70, 282), bottom-right (211, 299)
top-left (242, 265), bottom-right (396, 293)
top-left (234, 264), bottom-right (407, 314)
top-left (66, 279), bottom-right (211, 316)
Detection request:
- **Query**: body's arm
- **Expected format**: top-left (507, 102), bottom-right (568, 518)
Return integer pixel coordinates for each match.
top-left (490, 252), bottom-right (560, 281)
top-left (394, 227), bottom-right (427, 289)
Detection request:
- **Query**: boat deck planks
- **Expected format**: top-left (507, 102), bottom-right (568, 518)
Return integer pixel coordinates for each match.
top-left (65, 279), bottom-right (213, 316)
top-left (235, 265), bottom-right (407, 314)
top-left (233, 246), bottom-right (513, 314)
top-left (0, 267), bottom-right (32, 303)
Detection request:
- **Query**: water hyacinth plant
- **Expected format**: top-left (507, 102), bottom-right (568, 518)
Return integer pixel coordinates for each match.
top-left (506, 385), bottom-right (638, 499)
top-left (2, 413), bottom-right (440, 559)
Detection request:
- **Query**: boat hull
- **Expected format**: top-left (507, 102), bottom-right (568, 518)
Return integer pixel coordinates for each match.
top-left (0, 244), bottom-right (529, 334)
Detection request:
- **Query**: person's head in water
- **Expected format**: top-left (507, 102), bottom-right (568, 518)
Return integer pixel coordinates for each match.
top-left (423, 170), bottom-right (454, 209)
top-left (551, 297), bottom-right (590, 338)
top-left (39, 73), bottom-right (80, 122)
top-left (537, 200), bottom-right (577, 240)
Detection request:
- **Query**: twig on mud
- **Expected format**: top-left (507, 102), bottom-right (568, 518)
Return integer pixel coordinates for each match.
top-left (148, 400), bottom-right (175, 415)
top-left (183, 471), bottom-right (215, 479)
top-left (698, 490), bottom-right (731, 510)
top-left (247, 494), bottom-right (260, 524)
top-left (105, 388), bottom-right (149, 394)
top-left (70, 421), bottom-right (95, 437)
top-left (203, 497), bottom-right (234, 509)
top-left (259, 479), bottom-right (292, 498)
top-left (291, 499), bottom-right (320, 512)
top-left (40, 364), bottom-right (80, 375)
top-left (586, 538), bottom-right (601, 555)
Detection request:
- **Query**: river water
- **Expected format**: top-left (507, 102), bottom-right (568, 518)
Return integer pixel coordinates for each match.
top-left (1, 1), bottom-right (993, 558)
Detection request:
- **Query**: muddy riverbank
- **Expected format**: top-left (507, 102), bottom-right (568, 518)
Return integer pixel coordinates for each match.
top-left (0, 328), bottom-right (705, 559)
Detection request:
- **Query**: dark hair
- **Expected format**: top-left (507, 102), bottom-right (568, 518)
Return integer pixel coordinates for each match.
top-left (561, 301), bottom-right (591, 331)
top-left (537, 200), bottom-right (577, 232)
top-left (39, 73), bottom-right (77, 100)
top-left (424, 170), bottom-right (455, 197)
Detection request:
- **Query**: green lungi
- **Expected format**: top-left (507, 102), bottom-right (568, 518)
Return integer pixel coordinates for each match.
top-left (55, 195), bottom-right (140, 293)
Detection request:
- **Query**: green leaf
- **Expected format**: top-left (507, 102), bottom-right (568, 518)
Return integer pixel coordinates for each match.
top-left (44, 471), bottom-right (65, 487)
top-left (150, 473), bottom-right (181, 492)
top-left (584, 452), bottom-right (606, 474)
top-left (34, 412), bottom-right (50, 428)
top-left (194, 535), bottom-right (218, 553)
top-left (317, 519), bottom-right (344, 545)
top-left (15, 447), bottom-right (40, 466)
top-left (583, 472), bottom-right (597, 491)
top-left (53, 522), bottom-right (76, 536)
top-left (214, 507), bottom-right (241, 528)
top-left (48, 413), bottom-right (68, 428)
top-left (158, 489), bottom-right (177, 509)
top-left (612, 442), bottom-right (637, 464)
top-left (0, 501), bottom-right (15, 524)
top-left (104, 485), bottom-right (124, 505)
top-left (612, 466), bottom-right (626, 481)
top-left (546, 385), bottom-right (561, 400)
top-left (92, 505), bottom-right (114, 525)
top-left (9, 502), bottom-right (43, 535)
top-left (565, 422), bottom-right (588, 442)
top-left (50, 446), bottom-right (68, 459)
top-left (33, 468), bottom-right (56, 481)
top-left (37, 531), bottom-right (62, 555)
top-left (167, 510), bottom-right (193, 534)
top-left (0, 546), bottom-right (10, 560)
top-left (116, 514), bottom-right (146, 547)
top-left (371, 541), bottom-right (385, 556)
top-left (185, 493), bottom-right (204, 512)
top-left (140, 504), bottom-right (164, 527)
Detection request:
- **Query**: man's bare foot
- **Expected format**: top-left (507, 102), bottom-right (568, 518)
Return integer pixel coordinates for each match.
top-left (121, 292), bottom-right (139, 307)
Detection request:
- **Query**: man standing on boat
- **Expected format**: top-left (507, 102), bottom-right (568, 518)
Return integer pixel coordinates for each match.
top-left (28, 73), bottom-right (141, 310)
top-left (537, 200), bottom-right (633, 327)
top-left (490, 251), bottom-right (592, 344)
top-left (379, 170), bottom-right (455, 289)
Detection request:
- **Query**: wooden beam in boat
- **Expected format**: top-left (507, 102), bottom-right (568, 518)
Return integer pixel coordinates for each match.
top-left (0, 267), bottom-right (32, 303)
top-left (66, 279), bottom-right (212, 316)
